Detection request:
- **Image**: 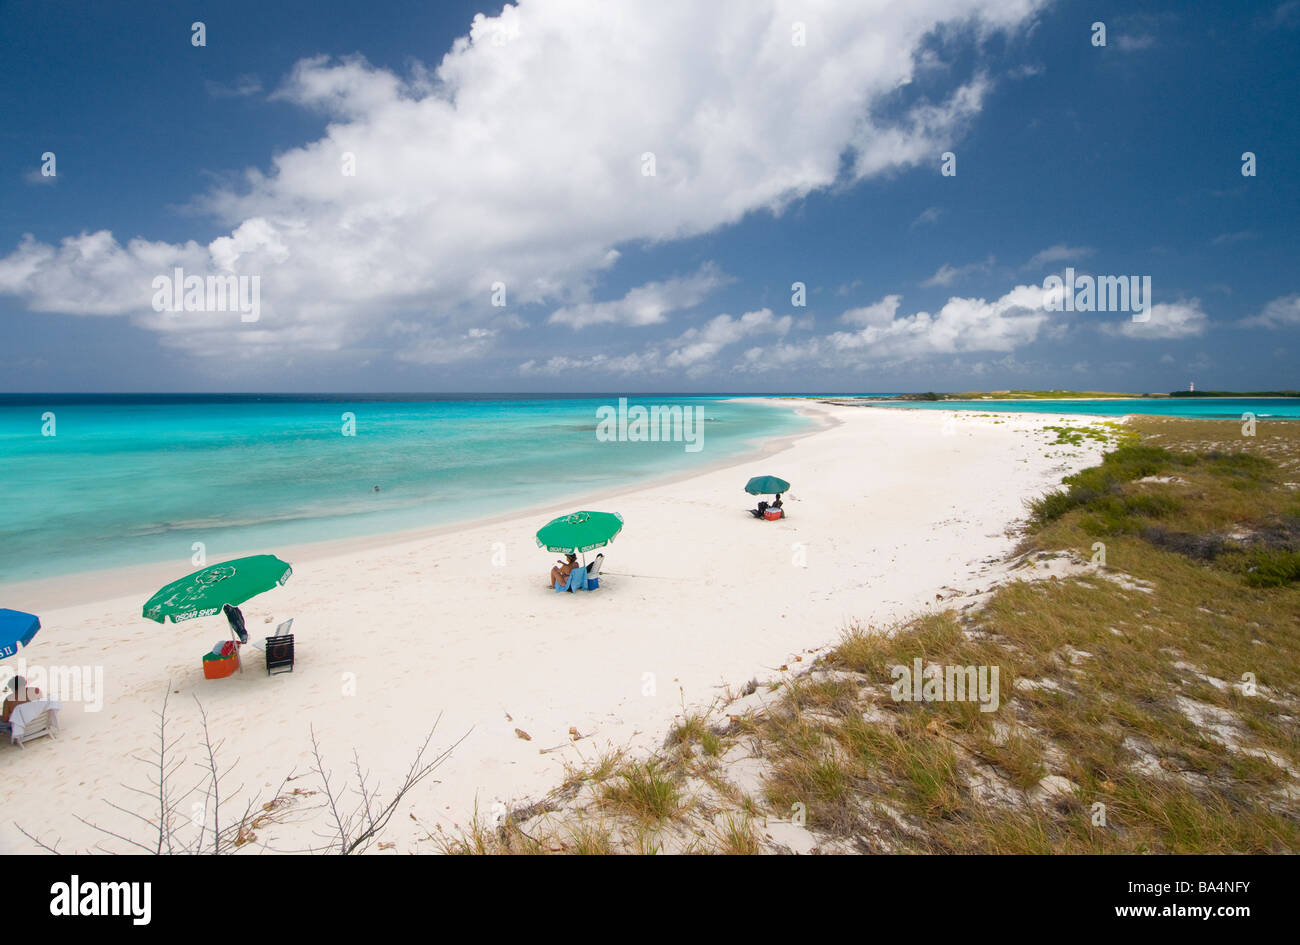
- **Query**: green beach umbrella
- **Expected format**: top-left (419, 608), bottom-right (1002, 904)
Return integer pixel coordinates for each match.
top-left (536, 511), bottom-right (624, 555)
top-left (142, 554), bottom-right (292, 624)
top-left (745, 475), bottom-right (791, 496)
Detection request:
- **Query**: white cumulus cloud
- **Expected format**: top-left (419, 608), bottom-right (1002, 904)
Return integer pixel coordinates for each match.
top-left (740, 285), bottom-right (1054, 370)
top-left (1022, 243), bottom-right (1094, 270)
top-left (521, 306), bottom-right (790, 377)
top-left (921, 255), bottom-right (994, 287)
top-left (1101, 300), bottom-right (1209, 339)
top-left (1240, 293), bottom-right (1300, 329)
top-left (0, 0), bottom-right (1046, 366)
top-left (548, 264), bottom-right (729, 328)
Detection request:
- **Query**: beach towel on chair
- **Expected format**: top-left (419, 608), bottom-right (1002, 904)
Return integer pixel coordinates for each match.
top-left (554, 565), bottom-right (588, 592)
top-left (9, 699), bottom-right (61, 744)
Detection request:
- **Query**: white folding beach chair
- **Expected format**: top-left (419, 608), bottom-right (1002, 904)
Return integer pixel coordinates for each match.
top-left (8, 700), bottom-right (59, 748)
top-left (588, 553), bottom-right (605, 578)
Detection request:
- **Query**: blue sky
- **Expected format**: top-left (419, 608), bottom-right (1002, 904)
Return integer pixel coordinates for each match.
top-left (1, 0), bottom-right (1297, 393)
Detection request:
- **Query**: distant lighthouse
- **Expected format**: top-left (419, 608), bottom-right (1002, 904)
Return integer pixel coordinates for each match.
top-left (1189, 381), bottom-right (1195, 392)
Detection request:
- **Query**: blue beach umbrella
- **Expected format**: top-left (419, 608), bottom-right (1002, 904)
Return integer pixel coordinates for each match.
top-left (0, 609), bottom-right (41, 659)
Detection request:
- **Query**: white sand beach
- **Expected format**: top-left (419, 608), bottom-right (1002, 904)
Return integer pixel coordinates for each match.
top-left (0, 401), bottom-right (1114, 853)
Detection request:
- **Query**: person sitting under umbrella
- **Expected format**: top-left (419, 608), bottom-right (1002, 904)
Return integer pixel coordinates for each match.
top-left (2, 675), bottom-right (42, 726)
top-left (550, 553), bottom-right (578, 589)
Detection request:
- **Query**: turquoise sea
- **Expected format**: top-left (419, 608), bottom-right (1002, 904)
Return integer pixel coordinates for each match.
top-left (0, 395), bottom-right (811, 585)
top-left (5, 392), bottom-right (1294, 586)
top-left (869, 397), bottom-right (1300, 420)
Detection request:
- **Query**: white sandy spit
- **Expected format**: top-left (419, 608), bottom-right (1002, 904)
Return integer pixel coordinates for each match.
top-left (0, 401), bottom-right (1115, 853)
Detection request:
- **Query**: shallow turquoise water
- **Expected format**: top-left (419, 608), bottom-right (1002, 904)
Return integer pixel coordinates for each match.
top-left (0, 395), bottom-right (809, 584)
top-left (871, 397), bottom-right (1300, 419)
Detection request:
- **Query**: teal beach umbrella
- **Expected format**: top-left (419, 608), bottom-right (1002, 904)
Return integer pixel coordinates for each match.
top-left (536, 511), bottom-right (624, 555)
top-left (143, 554), bottom-right (293, 624)
top-left (745, 475), bottom-right (790, 496)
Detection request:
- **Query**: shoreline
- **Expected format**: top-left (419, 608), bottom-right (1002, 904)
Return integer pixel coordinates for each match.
top-left (2, 400), bottom-right (832, 612)
top-left (823, 399), bottom-right (1300, 421)
top-left (824, 398), bottom-right (1300, 406)
top-left (814, 394), bottom-right (1300, 402)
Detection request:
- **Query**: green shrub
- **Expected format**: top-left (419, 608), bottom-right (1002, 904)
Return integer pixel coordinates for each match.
top-left (1030, 445), bottom-right (1178, 528)
top-left (1028, 489), bottom-right (1076, 525)
top-left (1123, 493), bottom-right (1182, 518)
top-left (1241, 549), bottom-right (1300, 588)
top-left (1200, 451), bottom-right (1273, 482)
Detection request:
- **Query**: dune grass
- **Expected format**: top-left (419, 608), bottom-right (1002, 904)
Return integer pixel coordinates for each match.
top-left (600, 762), bottom-right (682, 823)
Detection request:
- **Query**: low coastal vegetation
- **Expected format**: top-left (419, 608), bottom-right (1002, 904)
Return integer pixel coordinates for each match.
top-left (1168, 389), bottom-right (1300, 399)
top-left (895, 389), bottom-right (1156, 401)
top-left (824, 389), bottom-right (1300, 403)
top-left (441, 416), bottom-right (1299, 854)
top-left (1040, 420), bottom-right (1135, 448)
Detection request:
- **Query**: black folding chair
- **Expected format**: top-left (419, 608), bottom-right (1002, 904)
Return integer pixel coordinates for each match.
top-left (265, 619), bottom-right (295, 675)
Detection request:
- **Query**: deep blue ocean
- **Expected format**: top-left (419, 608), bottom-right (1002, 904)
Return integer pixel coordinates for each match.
top-left (0, 395), bottom-right (813, 584)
